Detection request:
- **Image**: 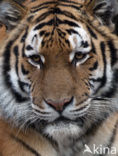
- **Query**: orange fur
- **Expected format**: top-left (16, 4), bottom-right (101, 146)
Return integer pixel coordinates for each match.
top-left (0, 24), bottom-right (7, 44)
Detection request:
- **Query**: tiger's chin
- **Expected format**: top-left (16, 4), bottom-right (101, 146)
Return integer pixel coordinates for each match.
top-left (31, 117), bottom-right (86, 142)
top-left (44, 122), bottom-right (80, 141)
top-left (43, 119), bottom-right (82, 142)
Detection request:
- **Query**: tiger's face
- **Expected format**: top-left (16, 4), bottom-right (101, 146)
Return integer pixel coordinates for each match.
top-left (21, 22), bottom-right (96, 137)
top-left (0, 0), bottom-right (118, 140)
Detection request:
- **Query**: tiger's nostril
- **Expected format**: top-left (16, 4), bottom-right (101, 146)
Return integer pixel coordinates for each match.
top-left (44, 97), bottom-right (73, 112)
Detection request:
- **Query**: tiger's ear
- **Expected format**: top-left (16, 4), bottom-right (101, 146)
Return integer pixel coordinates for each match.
top-left (0, 0), bottom-right (27, 30)
top-left (86, 0), bottom-right (118, 28)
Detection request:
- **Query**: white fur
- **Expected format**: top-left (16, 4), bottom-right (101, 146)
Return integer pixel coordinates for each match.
top-left (69, 26), bottom-right (91, 64)
top-left (69, 27), bottom-right (91, 52)
top-left (25, 27), bottom-right (43, 57)
top-left (31, 101), bottom-right (59, 122)
top-left (0, 58), bottom-right (31, 126)
top-left (28, 59), bottom-right (41, 69)
top-left (44, 122), bottom-right (80, 142)
top-left (9, 66), bottom-right (28, 97)
top-left (76, 54), bottom-right (90, 67)
top-left (63, 98), bottom-right (91, 120)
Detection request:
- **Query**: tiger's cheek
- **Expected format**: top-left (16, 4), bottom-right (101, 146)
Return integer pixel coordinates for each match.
top-left (75, 54), bottom-right (97, 97)
top-left (28, 69), bottom-right (45, 108)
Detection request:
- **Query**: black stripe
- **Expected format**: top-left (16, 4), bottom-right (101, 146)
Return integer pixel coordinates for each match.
top-left (93, 2), bottom-right (106, 12)
top-left (57, 0), bottom-right (81, 5)
top-left (3, 40), bottom-right (13, 74)
top-left (66, 29), bottom-right (79, 35)
top-left (13, 0), bottom-right (26, 8)
top-left (95, 42), bottom-right (107, 93)
top-left (31, 6), bottom-right (49, 13)
top-left (44, 32), bottom-right (50, 37)
top-left (91, 40), bottom-right (96, 53)
top-left (39, 30), bottom-right (45, 36)
top-left (59, 18), bottom-right (79, 27)
top-left (31, 0), bottom-right (81, 11)
top-left (55, 8), bottom-right (77, 20)
top-left (34, 19), bottom-right (54, 30)
top-left (54, 8), bottom-right (77, 20)
top-left (87, 26), bottom-right (98, 39)
top-left (98, 120), bottom-right (118, 156)
top-left (11, 135), bottom-right (41, 156)
top-left (13, 45), bottom-right (19, 76)
top-left (57, 28), bottom-right (66, 38)
top-left (81, 41), bottom-right (89, 48)
top-left (102, 69), bottom-right (118, 98)
top-left (35, 7), bottom-right (77, 23)
top-left (65, 39), bottom-right (70, 47)
top-left (18, 80), bottom-right (29, 93)
top-left (27, 15), bottom-right (34, 22)
top-left (34, 17), bottom-right (79, 30)
top-left (3, 40), bottom-right (28, 102)
top-left (71, 104), bottom-right (88, 112)
top-left (87, 19), bottom-right (107, 38)
top-left (31, 1), bottom-right (57, 10)
top-left (100, 42), bottom-right (107, 85)
top-left (6, 15), bottom-right (21, 22)
top-left (21, 64), bottom-right (29, 75)
top-left (89, 77), bottom-right (103, 82)
top-left (89, 61), bottom-right (98, 71)
top-left (35, 11), bottom-right (52, 23)
top-left (88, 81), bottom-right (94, 89)
top-left (21, 27), bottom-right (28, 43)
top-left (93, 2), bottom-right (107, 12)
top-left (22, 43), bottom-right (26, 57)
top-left (107, 120), bottom-right (118, 149)
top-left (107, 40), bottom-right (117, 66)
top-left (59, 3), bottom-right (82, 11)
top-left (26, 45), bottom-right (33, 51)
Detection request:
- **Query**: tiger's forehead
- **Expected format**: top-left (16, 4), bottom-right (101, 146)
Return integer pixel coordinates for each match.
top-left (24, 0), bottom-right (91, 56)
top-left (25, 23), bottom-right (91, 57)
top-left (26, 0), bottom-right (87, 9)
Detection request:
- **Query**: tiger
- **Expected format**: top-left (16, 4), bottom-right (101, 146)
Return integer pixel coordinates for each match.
top-left (0, 0), bottom-right (118, 156)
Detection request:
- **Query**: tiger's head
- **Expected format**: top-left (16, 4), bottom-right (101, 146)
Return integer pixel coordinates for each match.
top-left (0, 0), bottom-right (118, 141)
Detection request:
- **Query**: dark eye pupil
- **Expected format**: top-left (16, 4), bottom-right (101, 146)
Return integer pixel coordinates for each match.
top-left (30, 55), bottom-right (41, 63)
top-left (75, 52), bottom-right (86, 60)
top-left (72, 52), bottom-right (88, 66)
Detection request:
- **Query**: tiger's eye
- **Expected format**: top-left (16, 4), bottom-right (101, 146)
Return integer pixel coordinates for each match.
top-left (28, 54), bottom-right (44, 69)
top-left (30, 55), bottom-right (41, 63)
top-left (72, 52), bottom-right (89, 66)
top-left (75, 52), bottom-right (86, 60)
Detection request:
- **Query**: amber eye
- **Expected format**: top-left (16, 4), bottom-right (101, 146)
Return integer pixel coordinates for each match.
top-left (28, 54), bottom-right (43, 68)
top-left (72, 52), bottom-right (89, 66)
top-left (75, 52), bottom-right (87, 61)
top-left (30, 55), bottom-right (41, 63)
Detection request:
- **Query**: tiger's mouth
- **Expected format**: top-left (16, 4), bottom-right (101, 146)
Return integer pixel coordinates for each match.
top-left (29, 96), bottom-right (118, 138)
top-left (54, 117), bottom-right (74, 123)
top-left (30, 115), bottom-right (85, 136)
top-left (49, 116), bottom-right (84, 127)
top-left (42, 116), bottom-right (84, 140)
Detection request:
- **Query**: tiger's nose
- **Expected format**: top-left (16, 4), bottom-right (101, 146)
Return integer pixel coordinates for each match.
top-left (44, 97), bottom-right (73, 112)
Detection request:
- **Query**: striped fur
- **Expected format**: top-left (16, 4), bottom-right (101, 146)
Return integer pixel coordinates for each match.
top-left (0, 0), bottom-right (118, 156)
